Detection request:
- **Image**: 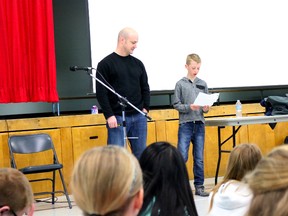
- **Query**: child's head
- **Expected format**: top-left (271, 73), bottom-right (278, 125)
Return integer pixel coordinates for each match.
top-left (186, 53), bottom-right (201, 65)
top-left (71, 145), bottom-right (143, 216)
top-left (0, 168), bottom-right (34, 216)
top-left (245, 144), bottom-right (288, 193)
top-left (209, 143), bottom-right (262, 213)
top-left (140, 142), bottom-right (191, 188)
top-left (224, 143), bottom-right (262, 181)
top-left (244, 145), bottom-right (288, 216)
top-left (139, 141), bottom-right (197, 216)
top-left (185, 53), bottom-right (201, 78)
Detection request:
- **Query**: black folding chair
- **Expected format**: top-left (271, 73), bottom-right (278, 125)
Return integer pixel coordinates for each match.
top-left (8, 133), bottom-right (72, 209)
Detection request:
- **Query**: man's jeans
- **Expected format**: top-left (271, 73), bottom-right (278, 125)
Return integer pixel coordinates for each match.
top-left (107, 113), bottom-right (147, 159)
top-left (177, 121), bottom-right (205, 186)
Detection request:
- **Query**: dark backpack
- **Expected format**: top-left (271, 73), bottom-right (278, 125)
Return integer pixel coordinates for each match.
top-left (260, 96), bottom-right (288, 116)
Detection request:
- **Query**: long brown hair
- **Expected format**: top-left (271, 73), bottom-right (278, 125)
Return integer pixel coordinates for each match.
top-left (209, 143), bottom-right (262, 211)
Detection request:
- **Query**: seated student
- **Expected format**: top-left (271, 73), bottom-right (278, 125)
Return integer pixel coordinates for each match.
top-left (71, 145), bottom-right (143, 216)
top-left (244, 145), bottom-right (288, 216)
top-left (138, 141), bottom-right (198, 216)
top-left (0, 167), bottom-right (34, 216)
top-left (208, 143), bottom-right (262, 216)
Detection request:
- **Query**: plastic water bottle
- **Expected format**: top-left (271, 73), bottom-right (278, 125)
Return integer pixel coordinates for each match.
top-left (235, 100), bottom-right (242, 117)
top-left (91, 105), bottom-right (98, 114)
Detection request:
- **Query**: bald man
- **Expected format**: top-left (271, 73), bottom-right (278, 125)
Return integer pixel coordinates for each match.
top-left (96, 27), bottom-right (150, 159)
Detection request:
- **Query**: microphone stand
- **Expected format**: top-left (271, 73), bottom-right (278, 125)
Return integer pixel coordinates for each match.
top-left (85, 68), bottom-right (152, 148)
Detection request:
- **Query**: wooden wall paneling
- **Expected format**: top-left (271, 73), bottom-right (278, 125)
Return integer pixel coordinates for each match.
top-left (242, 113), bottom-right (277, 155)
top-left (244, 113), bottom-right (271, 155)
top-left (205, 126), bottom-right (220, 178)
top-left (266, 125), bottom-right (278, 154)
top-left (246, 123), bottom-right (271, 155)
top-left (59, 127), bottom-right (74, 192)
top-left (274, 122), bottom-right (288, 145)
top-left (238, 125), bottom-right (249, 144)
top-left (206, 103), bottom-right (264, 118)
top-left (165, 120), bottom-right (178, 145)
top-left (0, 133), bottom-right (9, 167)
top-left (245, 119), bottom-right (288, 156)
top-left (149, 109), bottom-right (178, 121)
top-left (72, 125), bottom-right (107, 162)
top-left (5, 114), bottom-right (106, 131)
top-left (154, 121), bottom-right (168, 141)
top-left (0, 120), bottom-right (8, 132)
top-left (263, 124), bottom-right (278, 153)
top-left (147, 121), bottom-right (157, 145)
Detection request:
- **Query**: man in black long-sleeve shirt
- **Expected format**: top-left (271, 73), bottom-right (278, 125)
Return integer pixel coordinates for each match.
top-left (96, 27), bottom-right (150, 159)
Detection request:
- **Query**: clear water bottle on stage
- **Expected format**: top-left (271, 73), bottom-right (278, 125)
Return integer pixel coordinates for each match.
top-left (235, 100), bottom-right (242, 117)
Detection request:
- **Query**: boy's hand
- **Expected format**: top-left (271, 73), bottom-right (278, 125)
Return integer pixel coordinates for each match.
top-left (202, 105), bottom-right (210, 112)
top-left (190, 104), bottom-right (200, 111)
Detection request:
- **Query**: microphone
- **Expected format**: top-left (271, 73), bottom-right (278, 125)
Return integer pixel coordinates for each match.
top-left (70, 66), bottom-right (95, 71)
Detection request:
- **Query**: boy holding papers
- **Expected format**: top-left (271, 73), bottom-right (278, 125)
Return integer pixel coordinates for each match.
top-left (173, 53), bottom-right (210, 197)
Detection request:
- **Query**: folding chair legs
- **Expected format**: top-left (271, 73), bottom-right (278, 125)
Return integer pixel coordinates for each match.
top-left (58, 169), bottom-right (72, 209)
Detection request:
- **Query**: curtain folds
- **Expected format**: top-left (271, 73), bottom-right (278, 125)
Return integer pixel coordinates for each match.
top-left (0, 0), bottom-right (59, 103)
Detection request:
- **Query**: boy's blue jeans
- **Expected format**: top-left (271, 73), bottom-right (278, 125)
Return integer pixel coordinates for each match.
top-left (107, 113), bottom-right (147, 159)
top-left (177, 121), bottom-right (205, 186)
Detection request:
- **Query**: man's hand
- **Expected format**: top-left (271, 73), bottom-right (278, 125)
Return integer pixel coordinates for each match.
top-left (107, 116), bottom-right (118, 128)
top-left (142, 108), bottom-right (148, 113)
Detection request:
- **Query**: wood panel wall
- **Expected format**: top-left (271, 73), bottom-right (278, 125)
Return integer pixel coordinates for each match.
top-left (1, 103), bottom-right (288, 194)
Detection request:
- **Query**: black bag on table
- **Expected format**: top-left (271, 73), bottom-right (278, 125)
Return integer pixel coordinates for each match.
top-left (260, 96), bottom-right (288, 116)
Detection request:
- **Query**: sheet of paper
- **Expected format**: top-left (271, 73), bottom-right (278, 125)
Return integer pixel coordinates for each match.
top-left (194, 92), bottom-right (220, 106)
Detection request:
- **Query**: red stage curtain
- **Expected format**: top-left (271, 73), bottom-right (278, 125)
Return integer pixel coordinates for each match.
top-left (0, 0), bottom-right (59, 103)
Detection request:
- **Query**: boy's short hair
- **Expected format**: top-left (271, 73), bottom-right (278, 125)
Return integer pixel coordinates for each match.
top-left (0, 168), bottom-right (34, 212)
top-left (186, 53), bottom-right (201, 65)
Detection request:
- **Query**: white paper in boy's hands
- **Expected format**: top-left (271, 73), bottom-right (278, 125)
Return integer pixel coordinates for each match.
top-left (193, 92), bottom-right (219, 106)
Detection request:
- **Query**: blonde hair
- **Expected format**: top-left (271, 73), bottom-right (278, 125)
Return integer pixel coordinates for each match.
top-left (209, 144), bottom-right (262, 211)
top-left (0, 168), bottom-right (34, 212)
top-left (71, 145), bottom-right (143, 216)
top-left (186, 53), bottom-right (201, 65)
top-left (244, 145), bottom-right (288, 216)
